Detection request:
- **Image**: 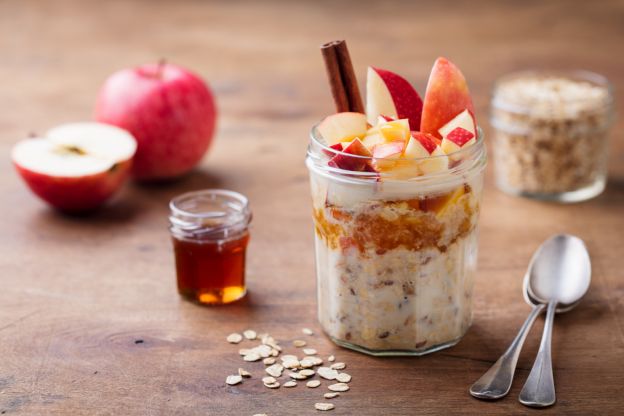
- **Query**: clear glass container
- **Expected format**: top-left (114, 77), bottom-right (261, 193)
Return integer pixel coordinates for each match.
top-left (305, 127), bottom-right (487, 356)
top-left (169, 189), bottom-right (251, 305)
top-left (491, 70), bottom-right (614, 202)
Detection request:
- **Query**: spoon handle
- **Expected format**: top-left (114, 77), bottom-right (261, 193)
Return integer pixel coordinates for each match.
top-left (470, 303), bottom-right (546, 399)
top-left (519, 299), bottom-right (557, 407)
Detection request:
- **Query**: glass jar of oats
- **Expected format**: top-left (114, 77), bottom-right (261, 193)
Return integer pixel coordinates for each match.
top-left (491, 70), bottom-right (614, 202)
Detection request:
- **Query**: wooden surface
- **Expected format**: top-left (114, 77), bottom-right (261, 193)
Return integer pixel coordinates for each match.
top-left (1, 1), bottom-right (623, 415)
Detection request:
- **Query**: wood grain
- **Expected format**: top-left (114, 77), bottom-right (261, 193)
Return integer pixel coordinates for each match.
top-left (0, 0), bottom-right (623, 415)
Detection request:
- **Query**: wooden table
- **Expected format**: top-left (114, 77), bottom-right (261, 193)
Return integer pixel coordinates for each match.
top-left (1, 1), bottom-right (623, 414)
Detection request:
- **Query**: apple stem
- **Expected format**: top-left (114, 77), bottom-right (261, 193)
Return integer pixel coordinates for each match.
top-left (157, 58), bottom-right (167, 77)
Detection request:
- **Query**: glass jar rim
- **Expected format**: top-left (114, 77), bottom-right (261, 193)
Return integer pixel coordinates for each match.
top-left (309, 123), bottom-right (484, 163)
top-left (491, 69), bottom-right (614, 114)
top-left (169, 189), bottom-right (251, 237)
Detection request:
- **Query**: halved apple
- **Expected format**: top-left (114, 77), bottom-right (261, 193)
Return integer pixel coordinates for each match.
top-left (12, 122), bottom-right (137, 213)
top-left (366, 67), bottom-right (423, 130)
top-left (317, 112), bottom-right (367, 145)
top-left (420, 57), bottom-right (475, 138)
top-left (404, 132), bottom-right (449, 174)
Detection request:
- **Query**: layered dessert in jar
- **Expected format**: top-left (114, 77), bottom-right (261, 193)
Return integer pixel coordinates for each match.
top-left (307, 46), bottom-right (486, 355)
top-left (491, 71), bottom-right (614, 202)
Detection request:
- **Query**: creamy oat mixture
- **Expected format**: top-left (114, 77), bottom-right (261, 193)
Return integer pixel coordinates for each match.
top-left (311, 173), bottom-right (481, 353)
top-left (491, 74), bottom-right (612, 195)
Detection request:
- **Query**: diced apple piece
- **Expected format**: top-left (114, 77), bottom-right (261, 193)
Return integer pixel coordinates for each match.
top-left (328, 138), bottom-right (372, 171)
top-left (366, 67), bottom-right (423, 130)
top-left (441, 127), bottom-right (476, 154)
top-left (404, 132), bottom-right (449, 174)
top-left (318, 112), bottom-right (367, 145)
top-left (379, 119), bottom-right (410, 142)
top-left (420, 57), bottom-right (475, 138)
top-left (372, 141), bottom-right (405, 171)
top-left (322, 142), bottom-right (345, 157)
top-left (439, 109), bottom-right (476, 139)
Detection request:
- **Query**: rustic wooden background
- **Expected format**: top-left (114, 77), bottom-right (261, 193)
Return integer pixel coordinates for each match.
top-left (0, 0), bottom-right (623, 415)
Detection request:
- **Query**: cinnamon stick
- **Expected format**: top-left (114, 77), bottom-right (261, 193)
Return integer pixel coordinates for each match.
top-left (321, 40), bottom-right (364, 113)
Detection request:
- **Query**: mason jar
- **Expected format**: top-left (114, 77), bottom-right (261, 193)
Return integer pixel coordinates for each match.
top-left (491, 70), bottom-right (614, 202)
top-left (305, 126), bottom-right (487, 356)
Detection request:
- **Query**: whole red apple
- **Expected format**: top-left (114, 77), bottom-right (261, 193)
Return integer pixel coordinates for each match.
top-left (94, 62), bottom-right (217, 181)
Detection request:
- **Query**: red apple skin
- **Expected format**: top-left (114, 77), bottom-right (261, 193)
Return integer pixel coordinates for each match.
top-left (14, 159), bottom-right (132, 213)
top-left (373, 67), bottom-right (423, 130)
top-left (420, 57), bottom-right (475, 139)
top-left (94, 63), bottom-right (216, 181)
top-left (328, 139), bottom-right (372, 172)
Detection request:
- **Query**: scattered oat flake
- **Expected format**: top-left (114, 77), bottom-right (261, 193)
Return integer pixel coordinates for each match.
top-left (281, 355), bottom-right (298, 362)
top-left (226, 375), bottom-right (242, 385)
top-left (317, 367), bottom-right (338, 380)
top-left (263, 357), bottom-right (276, 365)
top-left (293, 340), bottom-right (307, 347)
top-left (262, 376), bottom-right (277, 384)
top-left (299, 369), bottom-right (315, 377)
top-left (302, 328), bottom-right (314, 335)
top-left (238, 348), bottom-right (252, 356)
top-left (226, 333), bottom-right (243, 344)
top-left (243, 330), bottom-right (257, 340)
top-left (244, 352), bottom-right (261, 362)
top-left (270, 349), bottom-right (279, 357)
top-left (328, 383), bottom-right (349, 392)
top-left (282, 359), bottom-right (300, 369)
top-left (330, 362), bottom-right (346, 370)
top-left (283, 380), bottom-right (297, 388)
top-left (264, 381), bottom-right (280, 389)
top-left (238, 368), bottom-right (251, 378)
top-left (306, 380), bottom-right (321, 388)
top-left (256, 345), bottom-right (272, 358)
top-left (324, 392), bottom-right (340, 399)
top-left (328, 355), bottom-right (335, 362)
top-left (289, 372), bottom-right (307, 380)
top-left (336, 373), bottom-right (351, 383)
top-left (265, 364), bottom-right (284, 378)
top-left (303, 348), bottom-right (317, 355)
top-left (315, 402), bottom-right (335, 411)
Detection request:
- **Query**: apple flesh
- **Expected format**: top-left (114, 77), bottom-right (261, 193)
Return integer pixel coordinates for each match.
top-left (366, 67), bottom-right (423, 130)
top-left (317, 112), bottom-right (367, 146)
top-left (12, 122), bottom-right (137, 213)
top-left (328, 138), bottom-right (373, 172)
top-left (420, 57), bottom-right (475, 139)
top-left (95, 62), bottom-right (216, 181)
top-left (438, 109), bottom-right (476, 139)
top-left (404, 132), bottom-right (449, 174)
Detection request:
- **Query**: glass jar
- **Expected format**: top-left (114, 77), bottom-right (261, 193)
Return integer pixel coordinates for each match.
top-left (491, 70), bottom-right (614, 202)
top-left (169, 189), bottom-right (251, 305)
top-left (305, 127), bottom-right (487, 356)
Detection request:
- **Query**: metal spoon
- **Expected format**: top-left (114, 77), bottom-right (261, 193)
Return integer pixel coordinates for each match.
top-left (518, 234), bottom-right (591, 408)
top-left (469, 234), bottom-right (590, 401)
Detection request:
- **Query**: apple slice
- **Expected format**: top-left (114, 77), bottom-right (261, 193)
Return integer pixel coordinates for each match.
top-left (12, 122), bottom-right (137, 213)
top-left (317, 112), bottom-right (367, 145)
top-left (420, 57), bottom-right (475, 138)
top-left (328, 138), bottom-right (373, 171)
top-left (441, 127), bottom-right (476, 154)
top-left (404, 132), bottom-right (449, 174)
top-left (366, 67), bottom-right (423, 130)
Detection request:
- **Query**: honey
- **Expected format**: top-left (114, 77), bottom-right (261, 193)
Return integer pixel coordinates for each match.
top-left (169, 189), bottom-right (252, 305)
top-left (173, 233), bottom-right (249, 304)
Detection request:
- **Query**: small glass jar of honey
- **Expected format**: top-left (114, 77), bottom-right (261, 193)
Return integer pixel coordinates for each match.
top-left (169, 189), bottom-right (251, 305)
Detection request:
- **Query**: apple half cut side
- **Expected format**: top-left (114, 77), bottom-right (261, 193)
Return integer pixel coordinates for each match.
top-left (12, 122), bottom-right (137, 213)
top-left (366, 67), bottom-right (423, 130)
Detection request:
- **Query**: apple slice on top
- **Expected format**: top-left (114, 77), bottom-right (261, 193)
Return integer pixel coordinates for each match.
top-left (317, 112), bottom-right (368, 146)
top-left (366, 67), bottom-right (423, 130)
top-left (404, 132), bottom-right (448, 174)
top-left (12, 122), bottom-right (137, 213)
top-left (420, 57), bottom-right (475, 139)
